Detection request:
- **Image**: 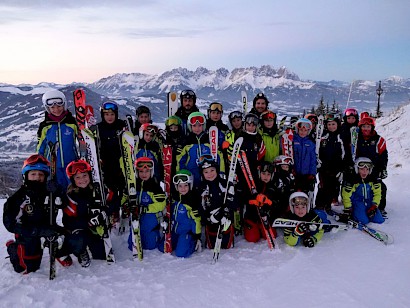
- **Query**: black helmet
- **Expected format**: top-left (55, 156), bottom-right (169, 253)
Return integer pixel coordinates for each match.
top-left (253, 92), bottom-right (269, 108)
top-left (180, 89), bottom-right (197, 105)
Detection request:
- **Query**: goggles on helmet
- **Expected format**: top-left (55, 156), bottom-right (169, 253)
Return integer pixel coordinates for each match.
top-left (259, 163), bottom-right (275, 173)
top-left (357, 161), bottom-right (373, 169)
top-left (209, 103), bottom-right (223, 112)
top-left (24, 154), bottom-right (51, 167)
top-left (325, 114), bottom-right (338, 122)
top-left (344, 108), bottom-right (358, 117)
top-left (292, 197), bottom-right (308, 207)
top-left (102, 102), bottom-right (118, 112)
top-left (135, 160), bottom-right (154, 170)
top-left (173, 174), bottom-right (191, 185)
top-left (245, 115), bottom-right (258, 125)
top-left (305, 114), bottom-right (318, 123)
top-left (297, 122), bottom-right (311, 130)
top-left (189, 115), bottom-right (205, 126)
top-left (261, 111), bottom-right (276, 121)
top-left (274, 155), bottom-right (293, 166)
top-left (165, 117), bottom-right (181, 127)
top-left (359, 117), bottom-right (375, 127)
top-left (144, 124), bottom-right (159, 134)
top-left (229, 111), bottom-right (243, 120)
top-left (181, 90), bottom-right (196, 97)
top-left (66, 160), bottom-right (91, 177)
top-left (45, 98), bottom-right (65, 108)
top-left (197, 154), bottom-right (215, 165)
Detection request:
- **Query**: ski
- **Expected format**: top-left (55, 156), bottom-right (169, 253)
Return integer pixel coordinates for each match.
top-left (209, 126), bottom-right (218, 161)
top-left (278, 115), bottom-right (287, 133)
top-left (168, 92), bottom-right (178, 117)
top-left (73, 89), bottom-right (87, 159)
top-left (162, 144), bottom-right (173, 253)
top-left (85, 105), bottom-right (96, 127)
top-left (350, 126), bottom-right (360, 160)
top-left (120, 130), bottom-right (143, 261)
top-left (315, 115), bottom-right (324, 155)
top-left (48, 141), bottom-right (58, 280)
top-left (281, 127), bottom-right (294, 160)
top-left (329, 211), bottom-right (393, 245)
top-left (125, 114), bottom-right (134, 133)
top-left (272, 218), bottom-right (348, 233)
top-left (81, 127), bottom-right (115, 263)
top-left (238, 150), bottom-right (276, 250)
top-left (212, 137), bottom-right (243, 264)
top-left (241, 91), bottom-right (248, 114)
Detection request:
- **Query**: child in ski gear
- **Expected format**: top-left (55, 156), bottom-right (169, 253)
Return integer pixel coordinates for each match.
top-left (133, 105), bottom-right (152, 135)
top-left (135, 123), bottom-right (164, 182)
top-left (177, 112), bottom-right (225, 189)
top-left (249, 92), bottom-right (269, 117)
top-left (316, 114), bottom-right (345, 212)
top-left (37, 90), bottom-right (78, 191)
top-left (198, 155), bottom-right (235, 249)
top-left (96, 101), bottom-right (126, 227)
top-left (354, 116), bottom-right (388, 215)
top-left (206, 101), bottom-right (229, 134)
top-left (259, 110), bottom-right (281, 162)
top-left (175, 89), bottom-right (200, 136)
top-left (271, 155), bottom-right (295, 217)
top-left (341, 157), bottom-right (384, 224)
top-left (3, 154), bottom-right (64, 274)
top-left (164, 116), bottom-right (187, 179)
top-left (283, 192), bottom-right (324, 247)
top-left (223, 110), bottom-right (243, 161)
top-left (244, 162), bottom-right (277, 243)
top-left (127, 157), bottom-right (166, 250)
top-left (167, 170), bottom-right (202, 257)
top-left (304, 113), bottom-right (318, 142)
top-left (57, 160), bottom-right (108, 267)
top-left (292, 118), bottom-right (317, 194)
top-left (340, 108), bottom-right (359, 177)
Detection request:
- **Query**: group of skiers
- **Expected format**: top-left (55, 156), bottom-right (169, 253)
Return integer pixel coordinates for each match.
top-left (2, 88), bottom-right (388, 275)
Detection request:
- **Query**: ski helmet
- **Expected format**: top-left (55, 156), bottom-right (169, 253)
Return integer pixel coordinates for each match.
top-left (228, 110), bottom-right (243, 123)
top-left (135, 157), bottom-right (155, 178)
top-left (165, 115), bottom-right (182, 127)
top-left (207, 102), bottom-right (223, 118)
top-left (173, 169), bottom-right (193, 190)
top-left (324, 113), bottom-right (340, 127)
top-left (66, 159), bottom-right (92, 178)
top-left (252, 92), bottom-right (269, 108)
top-left (22, 154), bottom-right (50, 182)
top-left (244, 113), bottom-right (259, 134)
top-left (100, 101), bottom-right (119, 120)
top-left (274, 155), bottom-right (293, 167)
top-left (180, 89), bottom-right (197, 105)
top-left (187, 112), bottom-right (206, 132)
top-left (358, 116), bottom-right (376, 129)
top-left (304, 113), bottom-right (318, 124)
top-left (198, 154), bottom-right (218, 171)
top-left (42, 90), bottom-right (67, 114)
top-left (343, 108), bottom-right (359, 122)
top-left (136, 106), bottom-right (151, 118)
top-left (295, 118), bottom-right (312, 134)
top-left (289, 191), bottom-right (310, 213)
top-left (354, 157), bottom-right (373, 174)
top-left (258, 161), bottom-right (275, 180)
top-left (139, 123), bottom-right (159, 139)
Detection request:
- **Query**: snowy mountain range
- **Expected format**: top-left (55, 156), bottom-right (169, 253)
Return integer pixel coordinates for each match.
top-left (1, 65), bottom-right (409, 153)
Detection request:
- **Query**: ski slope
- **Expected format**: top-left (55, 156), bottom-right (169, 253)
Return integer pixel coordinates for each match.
top-left (0, 105), bottom-right (410, 308)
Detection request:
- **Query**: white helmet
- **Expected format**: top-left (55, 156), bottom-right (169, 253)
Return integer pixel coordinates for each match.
top-left (289, 191), bottom-right (310, 213)
top-left (42, 90), bottom-right (67, 113)
top-left (354, 157), bottom-right (374, 174)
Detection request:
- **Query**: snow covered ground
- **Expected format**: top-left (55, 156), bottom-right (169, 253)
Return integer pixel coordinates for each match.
top-left (1, 105), bottom-right (410, 308)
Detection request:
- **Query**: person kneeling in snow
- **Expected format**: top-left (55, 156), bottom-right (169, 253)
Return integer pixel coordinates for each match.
top-left (284, 192), bottom-right (324, 248)
top-left (341, 157), bottom-right (384, 225)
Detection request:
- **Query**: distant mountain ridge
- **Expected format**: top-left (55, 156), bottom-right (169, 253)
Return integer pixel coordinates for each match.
top-left (0, 65), bottom-right (409, 153)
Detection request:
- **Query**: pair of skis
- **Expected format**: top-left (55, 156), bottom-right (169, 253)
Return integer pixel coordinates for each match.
top-left (74, 89), bottom-right (115, 264)
top-left (237, 150), bottom-right (277, 251)
top-left (272, 218), bottom-right (348, 233)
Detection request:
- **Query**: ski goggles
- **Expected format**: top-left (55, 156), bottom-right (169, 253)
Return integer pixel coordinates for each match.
top-left (297, 122), bottom-right (312, 130)
top-left (275, 156), bottom-right (293, 165)
top-left (209, 103), bottom-right (223, 112)
top-left (102, 102), bottom-right (118, 112)
top-left (66, 160), bottom-right (91, 177)
top-left (325, 114), bottom-right (338, 122)
top-left (261, 111), bottom-right (276, 121)
top-left (24, 154), bottom-right (50, 167)
top-left (181, 90), bottom-right (196, 97)
top-left (45, 98), bottom-right (65, 107)
top-left (229, 111), bottom-right (243, 120)
top-left (359, 117), bottom-right (375, 126)
top-left (357, 161), bottom-right (373, 169)
top-left (245, 116), bottom-right (258, 125)
top-left (259, 163), bottom-right (275, 173)
top-left (305, 115), bottom-right (318, 123)
top-left (292, 198), bottom-right (308, 207)
top-left (197, 154), bottom-right (215, 165)
top-left (165, 117), bottom-right (181, 126)
top-left (189, 115), bottom-right (205, 125)
top-left (344, 108), bottom-right (358, 117)
top-left (173, 174), bottom-right (191, 185)
top-left (135, 160), bottom-right (154, 170)
top-left (144, 125), bottom-right (159, 134)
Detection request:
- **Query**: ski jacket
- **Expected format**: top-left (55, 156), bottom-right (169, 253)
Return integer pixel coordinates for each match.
top-left (135, 178), bottom-right (166, 214)
top-left (318, 131), bottom-right (345, 174)
top-left (271, 169), bottom-right (295, 214)
top-left (259, 128), bottom-right (280, 162)
top-left (177, 132), bottom-right (225, 188)
top-left (97, 120), bottom-right (126, 190)
top-left (206, 120), bottom-right (229, 137)
top-left (171, 191), bottom-right (201, 235)
top-left (37, 111), bottom-right (78, 190)
top-left (355, 131), bottom-right (388, 177)
top-left (292, 134), bottom-right (317, 176)
top-left (175, 105), bottom-right (200, 136)
top-left (136, 139), bottom-right (164, 182)
top-left (283, 212), bottom-right (324, 246)
top-left (3, 182), bottom-right (52, 237)
top-left (342, 175), bottom-right (382, 210)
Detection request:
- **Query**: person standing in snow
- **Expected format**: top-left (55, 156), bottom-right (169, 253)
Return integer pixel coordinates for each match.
top-left (175, 89), bottom-right (200, 136)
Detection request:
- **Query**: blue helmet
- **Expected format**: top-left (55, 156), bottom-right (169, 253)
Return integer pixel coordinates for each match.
top-left (21, 154), bottom-right (50, 180)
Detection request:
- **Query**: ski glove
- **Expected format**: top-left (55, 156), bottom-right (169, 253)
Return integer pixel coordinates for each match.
top-left (41, 235), bottom-right (64, 250)
top-left (89, 211), bottom-right (108, 227)
top-left (367, 205), bottom-right (378, 220)
top-left (380, 170), bottom-right (388, 179)
top-left (294, 222), bottom-right (309, 236)
top-left (303, 236), bottom-right (316, 248)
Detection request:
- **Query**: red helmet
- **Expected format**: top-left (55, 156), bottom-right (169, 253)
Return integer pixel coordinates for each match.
top-left (139, 123), bottom-right (159, 139)
top-left (66, 160), bottom-right (92, 178)
top-left (134, 157), bottom-right (155, 178)
top-left (358, 116), bottom-right (376, 128)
